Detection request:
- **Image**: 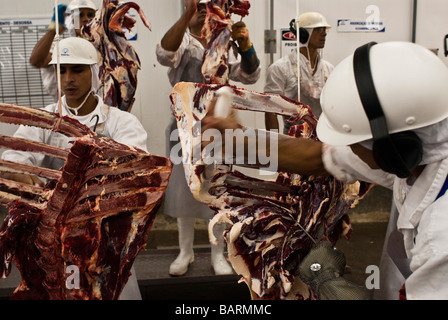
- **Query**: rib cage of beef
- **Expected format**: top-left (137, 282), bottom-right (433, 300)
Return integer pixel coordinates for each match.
top-left (170, 82), bottom-right (370, 300)
top-left (0, 103), bottom-right (172, 300)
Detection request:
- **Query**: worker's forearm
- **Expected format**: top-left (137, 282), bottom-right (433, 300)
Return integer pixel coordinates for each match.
top-left (265, 113), bottom-right (279, 131)
top-left (160, 10), bottom-right (195, 52)
top-left (216, 129), bottom-right (327, 176)
top-left (201, 114), bottom-right (327, 176)
top-left (240, 49), bottom-right (260, 75)
top-left (29, 30), bottom-right (56, 68)
top-left (276, 138), bottom-right (328, 176)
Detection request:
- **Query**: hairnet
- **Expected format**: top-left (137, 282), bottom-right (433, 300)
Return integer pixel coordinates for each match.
top-left (414, 116), bottom-right (448, 165)
top-left (54, 62), bottom-right (100, 116)
top-left (65, 13), bottom-right (78, 37)
top-left (300, 28), bottom-right (313, 48)
top-left (360, 116), bottom-right (448, 166)
top-left (90, 64), bottom-right (100, 93)
top-left (53, 61), bottom-right (99, 93)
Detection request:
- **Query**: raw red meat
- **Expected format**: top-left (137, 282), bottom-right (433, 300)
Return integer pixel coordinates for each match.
top-left (80, 0), bottom-right (151, 112)
top-left (201, 0), bottom-right (251, 84)
top-left (170, 82), bottom-right (370, 299)
top-left (171, 0), bottom-right (369, 300)
top-left (0, 103), bottom-right (172, 299)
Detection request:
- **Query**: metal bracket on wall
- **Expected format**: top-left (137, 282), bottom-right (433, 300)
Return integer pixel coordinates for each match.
top-left (264, 29), bottom-right (277, 55)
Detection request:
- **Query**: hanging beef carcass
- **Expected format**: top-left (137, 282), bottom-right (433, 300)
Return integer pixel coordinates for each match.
top-left (171, 0), bottom-right (370, 300)
top-left (0, 103), bottom-right (172, 299)
top-left (170, 82), bottom-right (370, 299)
top-left (201, 0), bottom-right (250, 84)
top-left (80, 0), bottom-right (151, 112)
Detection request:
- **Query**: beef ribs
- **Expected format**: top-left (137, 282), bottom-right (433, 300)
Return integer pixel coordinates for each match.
top-left (170, 0), bottom-right (369, 300)
top-left (0, 103), bottom-right (172, 299)
top-left (170, 82), bottom-right (370, 299)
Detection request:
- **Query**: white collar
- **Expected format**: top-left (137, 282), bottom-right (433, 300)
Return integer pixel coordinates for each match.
top-left (395, 158), bottom-right (448, 230)
top-left (58, 94), bottom-right (108, 128)
top-left (188, 31), bottom-right (205, 48)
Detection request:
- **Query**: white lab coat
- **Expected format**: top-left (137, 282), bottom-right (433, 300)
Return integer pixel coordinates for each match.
top-left (324, 145), bottom-right (448, 300)
top-left (156, 32), bottom-right (260, 219)
top-left (264, 50), bottom-right (333, 134)
top-left (1, 96), bottom-right (147, 300)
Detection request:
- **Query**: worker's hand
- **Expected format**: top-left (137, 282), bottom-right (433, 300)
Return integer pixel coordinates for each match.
top-left (48, 4), bottom-right (67, 32)
top-left (232, 21), bottom-right (252, 52)
top-left (201, 100), bottom-right (242, 154)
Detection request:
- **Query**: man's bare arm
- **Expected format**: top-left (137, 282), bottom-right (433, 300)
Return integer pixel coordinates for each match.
top-left (29, 30), bottom-right (57, 68)
top-left (160, 0), bottom-right (199, 52)
top-left (202, 113), bottom-right (328, 177)
top-left (265, 112), bottom-right (279, 131)
top-left (276, 136), bottom-right (327, 176)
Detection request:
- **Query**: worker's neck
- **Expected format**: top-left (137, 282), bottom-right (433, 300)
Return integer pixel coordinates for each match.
top-left (300, 47), bottom-right (319, 68)
top-left (65, 92), bottom-right (97, 116)
top-left (189, 26), bottom-right (207, 47)
top-left (190, 24), bottom-right (202, 36)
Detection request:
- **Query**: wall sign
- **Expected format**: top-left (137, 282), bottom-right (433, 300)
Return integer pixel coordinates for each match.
top-left (281, 29), bottom-right (297, 57)
top-left (337, 19), bottom-right (386, 33)
top-left (0, 18), bottom-right (49, 27)
top-left (0, 18), bottom-right (63, 108)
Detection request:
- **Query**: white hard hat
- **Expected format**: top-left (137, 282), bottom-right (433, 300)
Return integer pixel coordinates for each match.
top-left (317, 41), bottom-right (448, 146)
top-left (49, 37), bottom-right (98, 65)
top-left (299, 12), bottom-right (331, 29)
top-left (68, 0), bottom-right (97, 12)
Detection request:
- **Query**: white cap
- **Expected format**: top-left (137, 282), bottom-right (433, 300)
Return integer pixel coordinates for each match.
top-left (49, 37), bottom-right (98, 65)
top-left (317, 41), bottom-right (448, 146)
top-left (299, 12), bottom-right (331, 29)
top-left (68, 0), bottom-right (97, 12)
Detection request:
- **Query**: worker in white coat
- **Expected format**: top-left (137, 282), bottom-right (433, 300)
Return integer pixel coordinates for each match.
top-left (156, 0), bottom-right (260, 276)
top-left (2, 37), bottom-right (146, 300)
top-left (202, 41), bottom-right (448, 299)
top-left (264, 12), bottom-right (333, 134)
top-left (29, 0), bottom-right (97, 102)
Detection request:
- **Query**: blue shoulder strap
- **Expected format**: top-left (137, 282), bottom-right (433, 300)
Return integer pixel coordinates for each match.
top-left (436, 176), bottom-right (448, 200)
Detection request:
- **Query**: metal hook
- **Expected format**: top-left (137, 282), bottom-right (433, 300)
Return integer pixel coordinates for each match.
top-left (90, 114), bottom-right (100, 132)
top-left (265, 200), bottom-right (317, 245)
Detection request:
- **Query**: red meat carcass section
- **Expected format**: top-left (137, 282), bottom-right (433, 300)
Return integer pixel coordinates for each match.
top-left (0, 104), bottom-right (172, 299)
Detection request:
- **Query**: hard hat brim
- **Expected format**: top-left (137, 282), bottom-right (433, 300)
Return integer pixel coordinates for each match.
top-left (316, 112), bottom-right (372, 146)
top-left (307, 24), bottom-right (331, 29)
top-left (68, 0), bottom-right (97, 12)
top-left (49, 58), bottom-right (96, 65)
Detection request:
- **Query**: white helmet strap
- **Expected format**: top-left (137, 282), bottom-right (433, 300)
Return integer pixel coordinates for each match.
top-left (63, 90), bottom-right (95, 116)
